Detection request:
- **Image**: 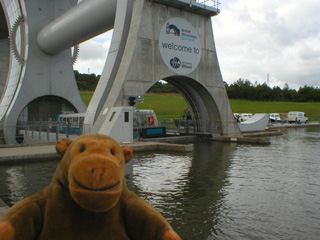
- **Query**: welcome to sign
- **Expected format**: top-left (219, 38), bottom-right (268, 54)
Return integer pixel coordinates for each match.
top-left (159, 17), bottom-right (202, 75)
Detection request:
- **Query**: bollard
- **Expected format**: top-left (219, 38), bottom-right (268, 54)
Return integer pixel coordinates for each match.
top-left (56, 122), bottom-right (59, 141)
top-left (25, 121), bottom-right (28, 137)
top-left (39, 118), bottom-right (42, 140)
top-left (66, 121), bottom-right (70, 138)
top-left (47, 118), bottom-right (50, 141)
top-left (32, 119), bottom-right (35, 138)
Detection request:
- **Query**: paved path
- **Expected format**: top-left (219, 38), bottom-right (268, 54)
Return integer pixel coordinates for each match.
top-left (0, 144), bottom-right (58, 163)
top-left (0, 199), bottom-right (9, 218)
top-left (0, 141), bottom-right (193, 164)
top-left (0, 140), bottom-right (193, 217)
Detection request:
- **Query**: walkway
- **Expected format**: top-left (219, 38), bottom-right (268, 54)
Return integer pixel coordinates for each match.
top-left (0, 140), bottom-right (193, 164)
top-left (0, 199), bottom-right (9, 218)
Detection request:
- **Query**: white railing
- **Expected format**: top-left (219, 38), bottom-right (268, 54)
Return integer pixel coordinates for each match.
top-left (196, 0), bottom-right (221, 9)
top-left (0, 118), bottom-right (221, 144)
top-left (0, 122), bottom-right (91, 144)
top-left (133, 116), bottom-right (221, 140)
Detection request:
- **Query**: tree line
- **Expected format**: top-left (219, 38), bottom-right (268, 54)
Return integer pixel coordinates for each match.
top-left (225, 79), bottom-right (320, 102)
top-left (74, 72), bottom-right (180, 93)
top-left (147, 81), bottom-right (179, 93)
top-left (75, 71), bottom-right (320, 102)
top-left (74, 71), bottom-right (100, 91)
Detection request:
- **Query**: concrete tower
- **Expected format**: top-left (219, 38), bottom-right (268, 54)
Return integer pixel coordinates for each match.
top-left (86, 0), bottom-right (241, 141)
top-left (0, 0), bottom-right (87, 143)
top-left (0, 0), bottom-right (240, 144)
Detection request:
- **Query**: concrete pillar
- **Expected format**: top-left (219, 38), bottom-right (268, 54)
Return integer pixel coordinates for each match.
top-left (0, 39), bottom-right (9, 98)
top-left (0, 0), bottom-right (86, 144)
top-left (89, 0), bottom-right (240, 137)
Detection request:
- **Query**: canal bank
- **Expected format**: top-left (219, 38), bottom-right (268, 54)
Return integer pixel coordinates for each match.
top-left (1, 127), bottom-right (320, 239)
top-left (1, 122), bottom-right (319, 163)
top-left (268, 121), bottom-right (320, 129)
top-left (0, 134), bottom-right (272, 164)
top-left (0, 199), bottom-right (9, 218)
top-left (0, 141), bottom-right (194, 164)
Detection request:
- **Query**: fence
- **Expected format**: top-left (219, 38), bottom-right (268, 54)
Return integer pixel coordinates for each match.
top-left (135, 116), bottom-right (221, 136)
top-left (0, 118), bottom-right (220, 144)
top-left (0, 121), bottom-right (91, 144)
top-left (196, 0), bottom-right (221, 9)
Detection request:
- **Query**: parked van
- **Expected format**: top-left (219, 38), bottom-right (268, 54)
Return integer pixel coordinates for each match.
top-left (288, 111), bottom-right (308, 124)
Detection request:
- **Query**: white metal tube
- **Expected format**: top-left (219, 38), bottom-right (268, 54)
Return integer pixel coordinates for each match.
top-left (37, 0), bottom-right (117, 55)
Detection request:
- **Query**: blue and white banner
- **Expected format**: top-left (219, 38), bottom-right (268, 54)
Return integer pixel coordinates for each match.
top-left (159, 17), bottom-right (201, 75)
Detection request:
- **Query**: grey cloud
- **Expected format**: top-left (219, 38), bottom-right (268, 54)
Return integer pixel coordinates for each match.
top-left (213, 0), bottom-right (320, 89)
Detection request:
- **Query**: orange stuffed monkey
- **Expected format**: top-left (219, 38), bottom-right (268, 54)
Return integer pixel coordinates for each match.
top-left (0, 134), bottom-right (181, 240)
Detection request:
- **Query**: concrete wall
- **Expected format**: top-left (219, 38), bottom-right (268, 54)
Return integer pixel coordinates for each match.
top-left (91, 0), bottom-right (240, 136)
top-left (0, 2), bottom-right (9, 99)
top-left (0, 39), bottom-right (9, 99)
top-left (0, 0), bottom-right (86, 143)
top-left (0, 199), bottom-right (9, 218)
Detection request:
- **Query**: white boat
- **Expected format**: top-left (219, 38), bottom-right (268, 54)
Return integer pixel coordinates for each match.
top-left (238, 114), bottom-right (269, 132)
top-left (269, 113), bottom-right (281, 122)
top-left (239, 113), bottom-right (253, 122)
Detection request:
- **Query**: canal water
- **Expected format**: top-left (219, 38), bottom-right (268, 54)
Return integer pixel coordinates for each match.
top-left (0, 127), bottom-right (320, 239)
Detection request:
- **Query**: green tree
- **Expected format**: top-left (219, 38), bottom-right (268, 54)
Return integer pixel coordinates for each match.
top-left (74, 71), bottom-right (100, 91)
top-left (147, 81), bottom-right (179, 93)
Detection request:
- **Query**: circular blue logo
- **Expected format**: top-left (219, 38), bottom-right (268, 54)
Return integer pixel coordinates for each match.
top-left (170, 57), bottom-right (181, 69)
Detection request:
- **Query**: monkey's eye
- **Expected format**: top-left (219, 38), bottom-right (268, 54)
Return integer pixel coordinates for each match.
top-left (110, 149), bottom-right (115, 156)
top-left (80, 146), bottom-right (86, 153)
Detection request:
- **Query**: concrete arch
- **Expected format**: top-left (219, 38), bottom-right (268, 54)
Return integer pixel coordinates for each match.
top-left (164, 76), bottom-right (222, 134)
top-left (90, 0), bottom-right (240, 138)
top-left (1, 0), bottom-right (239, 143)
top-left (17, 95), bottom-right (77, 123)
top-left (0, 0), bottom-right (87, 143)
top-left (136, 76), bottom-right (222, 134)
top-left (122, 74), bottom-right (223, 135)
top-left (2, 94), bottom-right (78, 143)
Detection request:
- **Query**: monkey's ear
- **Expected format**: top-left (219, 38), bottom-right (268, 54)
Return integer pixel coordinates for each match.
top-left (56, 138), bottom-right (73, 157)
top-left (121, 146), bottom-right (133, 163)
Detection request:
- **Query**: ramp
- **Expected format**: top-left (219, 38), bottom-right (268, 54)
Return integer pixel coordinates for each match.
top-left (238, 114), bottom-right (269, 132)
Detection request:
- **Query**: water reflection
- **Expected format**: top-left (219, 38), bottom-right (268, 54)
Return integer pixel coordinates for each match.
top-left (0, 161), bottom-right (59, 206)
top-left (127, 141), bottom-right (237, 239)
top-left (217, 128), bottom-right (320, 240)
top-left (1, 128), bottom-right (320, 239)
top-left (5, 167), bottom-right (28, 204)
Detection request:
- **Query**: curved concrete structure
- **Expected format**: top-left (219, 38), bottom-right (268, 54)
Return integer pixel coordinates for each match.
top-left (238, 114), bottom-right (269, 132)
top-left (0, 5), bottom-right (9, 99)
top-left (84, 0), bottom-right (133, 127)
top-left (0, 0), bottom-right (240, 143)
top-left (90, 0), bottom-right (240, 137)
top-left (0, 0), bottom-right (86, 143)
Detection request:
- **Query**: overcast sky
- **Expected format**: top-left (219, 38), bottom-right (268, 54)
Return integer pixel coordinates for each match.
top-left (73, 0), bottom-right (320, 90)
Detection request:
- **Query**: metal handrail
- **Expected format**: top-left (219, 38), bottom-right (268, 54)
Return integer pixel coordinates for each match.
top-left (196, 0), bottom-right (221, 9)
top-left (0, 118), bottom-right (220, 144)
top-left (0, 122), bottom-right (91, 144)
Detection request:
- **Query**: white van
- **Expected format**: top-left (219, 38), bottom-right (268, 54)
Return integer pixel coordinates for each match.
top-left (288, 111), bottom-right (308, 124)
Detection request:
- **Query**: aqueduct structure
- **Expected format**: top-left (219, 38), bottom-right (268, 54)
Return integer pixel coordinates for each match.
top-left (0, 0), bottom-right (240, 144)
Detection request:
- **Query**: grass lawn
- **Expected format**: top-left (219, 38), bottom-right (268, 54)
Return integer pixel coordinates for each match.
top-left (80, 92), bottom-right (320, 121)
top-left (80, 91), bottom-right (94, 106)
top-left (137, 93), bottom-right (188, 119)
